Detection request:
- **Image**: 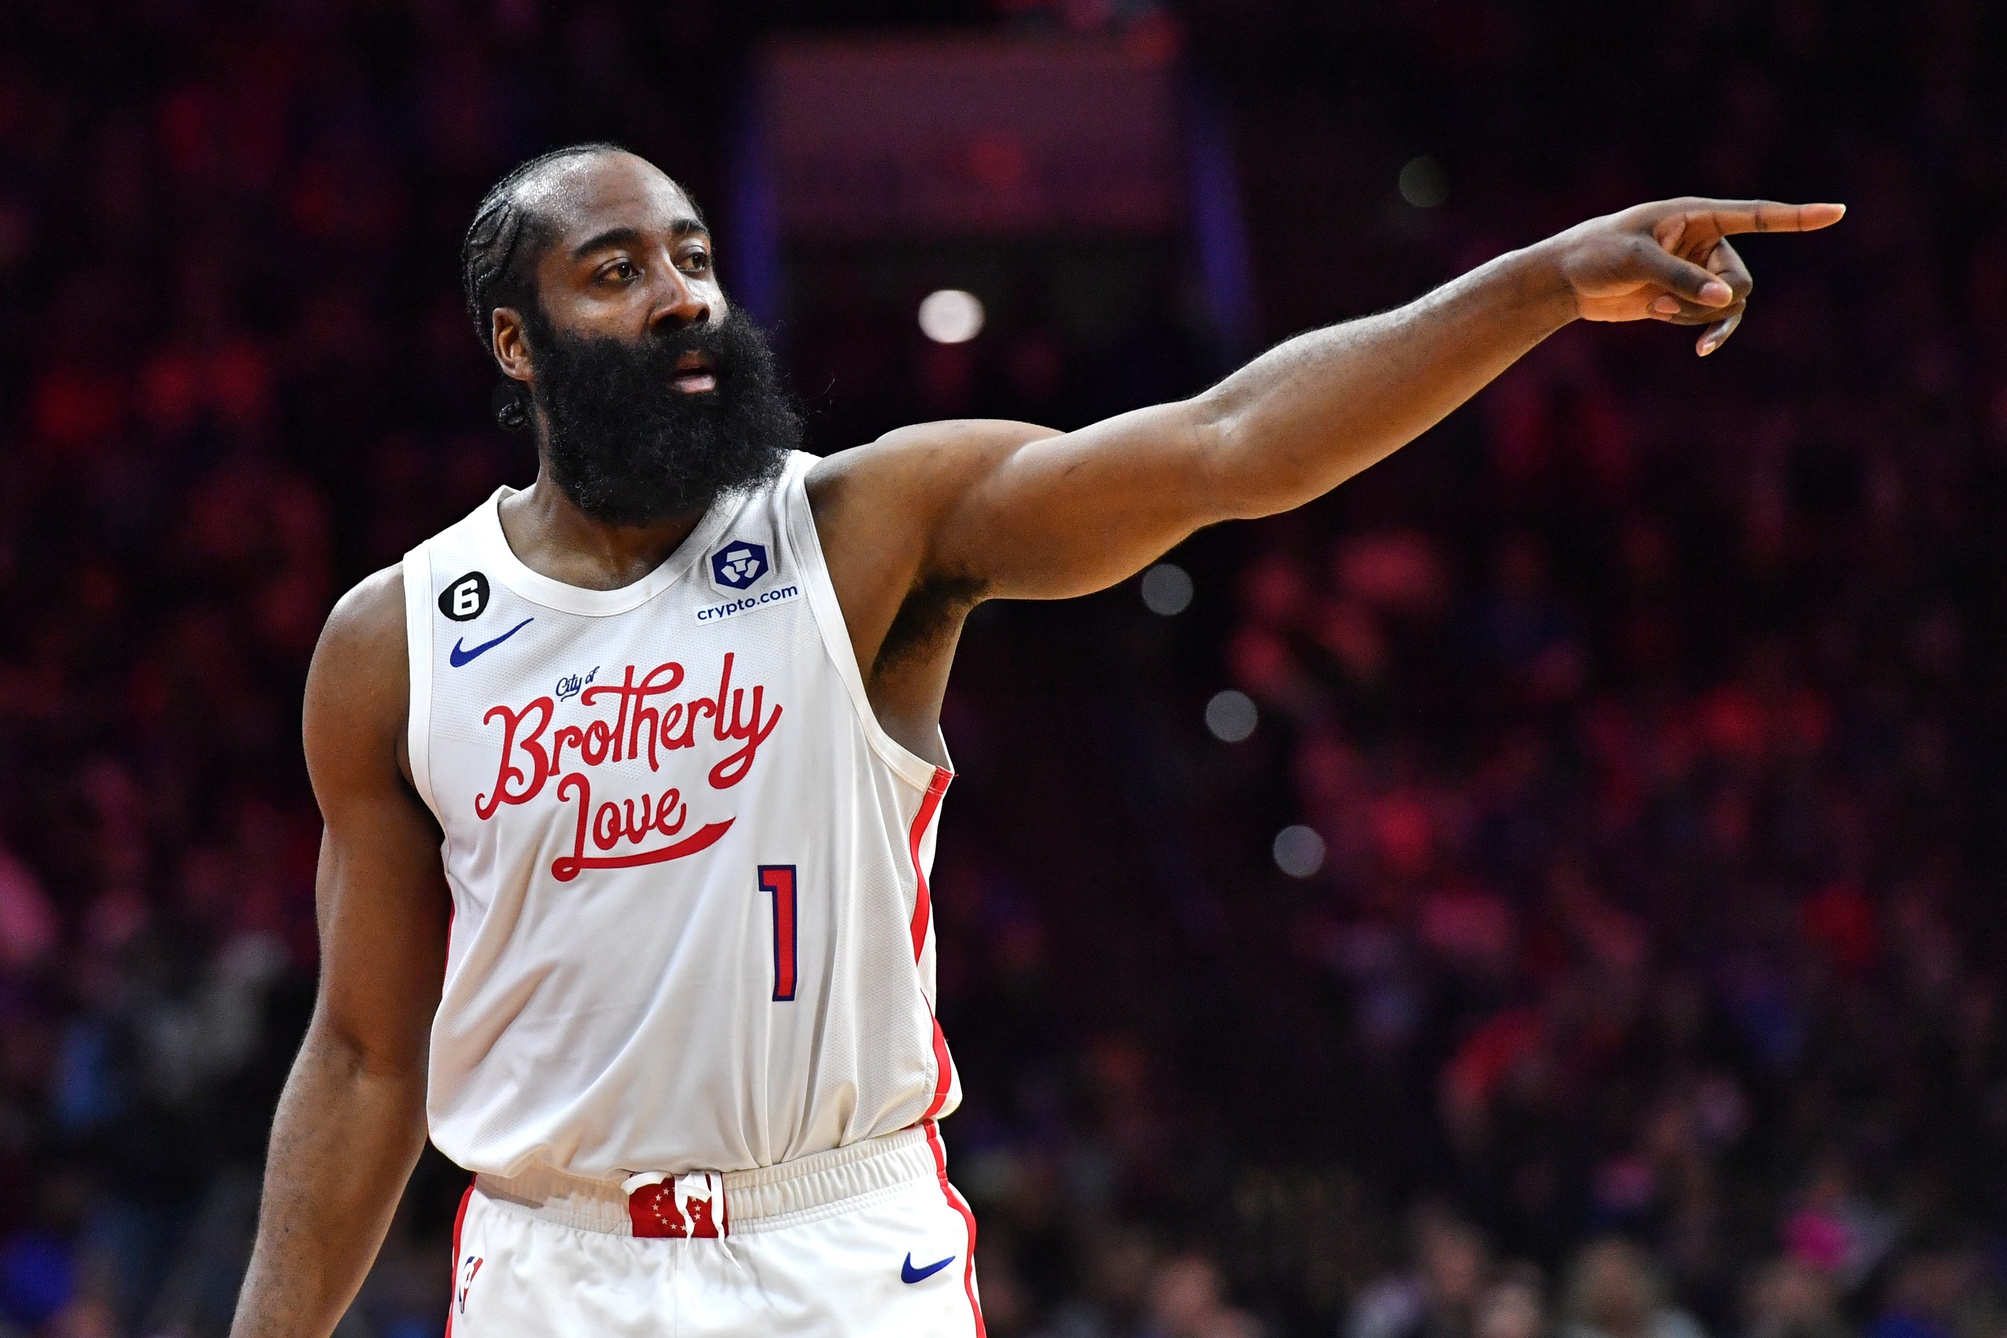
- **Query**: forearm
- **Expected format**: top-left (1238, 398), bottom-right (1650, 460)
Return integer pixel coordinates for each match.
top-left (912, 197), bottom-right (1830, 601)
top-left (1196, 240), bottom-right (1577, 518)
top-left (230, 1022), bottom-right (430, 1338)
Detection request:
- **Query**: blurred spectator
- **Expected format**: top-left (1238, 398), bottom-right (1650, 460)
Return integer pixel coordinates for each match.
top-left (1561, 1241), bottom-right (1707, 1338)
top-left (1743, 1258), bottom-right (1847, 1338)
top-left (1035, 1227), bottom-right (1160, 1338)
top-left (1349, 1206), bottom-right (1493, 1338)
top-left (1148, 1254), bottom-right (1264, 1338)
top-left (1476, 1265), bottom-right (1550, 1338)
top-left (1863, 1249), bottom-right (1994, 1338)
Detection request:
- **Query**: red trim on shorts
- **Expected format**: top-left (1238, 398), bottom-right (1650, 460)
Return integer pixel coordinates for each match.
top-left (922, 1120), bottom-right (987, 1338)
top-left (444, 1179), bottom-right (475, 1338)
top-left (907, 768), bottom-right (953, 961)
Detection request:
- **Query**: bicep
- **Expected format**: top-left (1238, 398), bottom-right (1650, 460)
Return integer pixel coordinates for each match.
top-left (932, 400), bottom-right (1224, 601)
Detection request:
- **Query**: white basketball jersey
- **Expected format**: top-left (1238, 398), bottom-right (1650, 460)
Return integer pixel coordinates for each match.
top-left (400, 451), bottom-right (959, 1182)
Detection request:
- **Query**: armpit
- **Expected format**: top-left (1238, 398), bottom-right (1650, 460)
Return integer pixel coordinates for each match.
top-left (871, 570), bottom-right (986, 678)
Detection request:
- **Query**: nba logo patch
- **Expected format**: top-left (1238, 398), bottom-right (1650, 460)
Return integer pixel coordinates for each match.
top-left (710, 540), bottom-right (769, 592)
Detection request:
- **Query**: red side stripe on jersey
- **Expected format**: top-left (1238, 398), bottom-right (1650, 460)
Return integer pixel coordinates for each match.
top-left (909, 767), bottom-right (957, 1118)
top-left (922, 1016), bottom-right (956, 1120)
top-left (923, 1120), bottom-right (987, 1338)
top-left (907, 767), bottom-right (953, 962)
top-left (444, 1179), bottom-right (474, 1338)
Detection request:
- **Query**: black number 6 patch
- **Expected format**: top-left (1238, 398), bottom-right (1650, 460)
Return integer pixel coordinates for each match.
top-left (439, 571), bottom-right (491, 622)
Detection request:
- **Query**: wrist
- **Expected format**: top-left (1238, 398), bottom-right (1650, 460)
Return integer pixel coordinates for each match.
top-left (1499, 235), bottom-right (1582, 332)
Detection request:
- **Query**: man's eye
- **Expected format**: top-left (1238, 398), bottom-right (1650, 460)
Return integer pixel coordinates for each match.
top-left (603, 260), bottom-right (637, 281)
top-left (682, 249), bottom-right (711, 271)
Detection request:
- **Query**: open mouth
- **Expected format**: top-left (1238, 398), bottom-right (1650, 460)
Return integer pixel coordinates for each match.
top-left (670, 352), bottom-right (717, 394)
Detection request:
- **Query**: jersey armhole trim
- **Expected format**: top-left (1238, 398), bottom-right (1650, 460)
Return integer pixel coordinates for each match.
top-left (779, 453), bottom-right (947, 793)
top-left (401, 545), bottom-right (444, 824)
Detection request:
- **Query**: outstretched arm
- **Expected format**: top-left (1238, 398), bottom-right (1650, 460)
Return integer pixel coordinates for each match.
top-left (230, 570), bottom-right (452, 1338)
top-left (818, 198), bottom-right (1842, 616)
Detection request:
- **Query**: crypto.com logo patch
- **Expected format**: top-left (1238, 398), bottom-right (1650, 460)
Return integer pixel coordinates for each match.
top-left (710, 540), bottom-right (770, 592)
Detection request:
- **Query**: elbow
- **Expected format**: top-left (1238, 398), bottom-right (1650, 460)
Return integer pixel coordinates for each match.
top-left (306, 1010), bottom-right (429, 1087)
top-left (1188, 389), bottom-right (1322, 523)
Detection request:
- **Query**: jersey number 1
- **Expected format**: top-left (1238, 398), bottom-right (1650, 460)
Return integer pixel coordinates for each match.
top-left (760, 865), bottom-right (797, 1002)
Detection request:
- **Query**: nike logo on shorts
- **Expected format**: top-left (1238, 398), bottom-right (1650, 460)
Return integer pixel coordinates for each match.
top-left (450, 617), bottom-right (534, 667)
top-left (901, 1252), bottom-right (956, 1284)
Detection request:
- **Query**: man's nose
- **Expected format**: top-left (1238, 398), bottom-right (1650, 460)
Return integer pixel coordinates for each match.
top-left (648, 268), bottom-right (710, 331)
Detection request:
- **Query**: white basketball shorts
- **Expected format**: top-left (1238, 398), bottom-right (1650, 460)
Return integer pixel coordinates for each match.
top-left (443, 1123), bottom-right (986, 1337)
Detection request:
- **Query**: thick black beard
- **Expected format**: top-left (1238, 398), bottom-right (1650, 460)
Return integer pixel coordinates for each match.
top-left (526, 306), bottom-right (800, 526)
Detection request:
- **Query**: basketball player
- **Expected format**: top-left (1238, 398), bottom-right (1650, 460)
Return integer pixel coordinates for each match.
top-left (227, 144), bottom-right (1839, 1336)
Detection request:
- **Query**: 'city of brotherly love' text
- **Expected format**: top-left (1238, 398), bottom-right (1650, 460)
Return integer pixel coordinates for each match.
top-left (476, 655), bottom-right (782, 881)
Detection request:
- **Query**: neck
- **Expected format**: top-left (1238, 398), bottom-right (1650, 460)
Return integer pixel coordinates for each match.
top-left (496, 465), bottom-right (710, 591)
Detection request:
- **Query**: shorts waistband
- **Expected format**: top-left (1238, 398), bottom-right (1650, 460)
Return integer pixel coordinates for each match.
top-left (473, 1125), bottom-right (939, 1237)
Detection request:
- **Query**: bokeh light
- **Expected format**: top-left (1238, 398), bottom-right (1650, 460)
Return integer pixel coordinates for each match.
top-left (918, 289), bottom-right (985, 344)
top-left (1272, 825), bottom-right (1326, 878)
top-left (1141, 562), bottom-right (1193, 615)
top-left (1205, 689), bottom-right (1258, 742)
top-left (1399, 156), bottom-right (1449, 208)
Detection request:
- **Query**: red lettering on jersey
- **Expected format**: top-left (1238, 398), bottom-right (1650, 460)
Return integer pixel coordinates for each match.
top-left (476, 697), bottom-right (554, 817)
top-left (476, 656), bottom-right (782, 874)
top-left (580, 662), bottom-right (687, 770)
top-left (551, 771), bottom-right (733, 881)
top-left (709, 654), bottom-right (782, 789)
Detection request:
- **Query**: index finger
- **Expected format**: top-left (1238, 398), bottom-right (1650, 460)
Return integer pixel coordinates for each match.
top-left (1693, 200), bottom-right (1846, 235)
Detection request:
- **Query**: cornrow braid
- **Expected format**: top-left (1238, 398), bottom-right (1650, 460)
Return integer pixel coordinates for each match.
top-left (461, 142), bottom-right (627, 431)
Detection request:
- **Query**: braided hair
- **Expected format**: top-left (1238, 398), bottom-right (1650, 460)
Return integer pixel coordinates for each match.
top-left (461, 142), bottom-right (628, 431)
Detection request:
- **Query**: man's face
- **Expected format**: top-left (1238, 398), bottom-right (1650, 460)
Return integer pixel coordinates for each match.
top-left (514, 153), bottom-right (725, 358)
top-left (493, 153), bottom-right (799, 525)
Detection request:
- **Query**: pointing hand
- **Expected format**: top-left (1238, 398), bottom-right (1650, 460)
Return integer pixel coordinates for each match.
top-left (1551, 197), bottom-right (1845, 356)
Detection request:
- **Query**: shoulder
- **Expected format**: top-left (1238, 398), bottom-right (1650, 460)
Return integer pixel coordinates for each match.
top-left (805, 419), bottom-right (1061, 523)
top-left (314, 564), bottom-right (408, 677)
top-left (304, 565), bottom-right (411, 775)
top-left (793, 423), bottom-right (1059, 682)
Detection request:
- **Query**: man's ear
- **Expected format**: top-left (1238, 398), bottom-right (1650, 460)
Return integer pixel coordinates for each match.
top-left (491, 307), bottom-right (533, 383)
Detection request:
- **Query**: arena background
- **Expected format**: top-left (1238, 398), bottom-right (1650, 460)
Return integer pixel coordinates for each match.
top-left (0, 2), bottom-right (2000, 1336)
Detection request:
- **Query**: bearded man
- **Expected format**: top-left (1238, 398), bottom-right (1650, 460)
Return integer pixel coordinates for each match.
top-left (228, 143), bottom-right (1839, 1336)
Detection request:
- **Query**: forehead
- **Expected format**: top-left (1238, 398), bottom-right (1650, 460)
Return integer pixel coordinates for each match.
top-left (518, 152), bottom-right (700, 250)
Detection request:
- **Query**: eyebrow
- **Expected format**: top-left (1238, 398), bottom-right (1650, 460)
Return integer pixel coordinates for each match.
top-left (569, 217), bottom-right (709, 260)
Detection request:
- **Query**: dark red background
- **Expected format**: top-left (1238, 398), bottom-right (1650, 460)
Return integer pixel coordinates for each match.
top-left (0, 3), bottom-right (1998, 1337)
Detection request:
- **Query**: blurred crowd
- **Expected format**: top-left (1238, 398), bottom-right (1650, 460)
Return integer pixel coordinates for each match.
top-left (1, 0), bottom-right (2005, 1336)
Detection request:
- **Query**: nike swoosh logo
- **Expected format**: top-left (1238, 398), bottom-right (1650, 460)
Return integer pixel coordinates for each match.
top-left (902, 1253), bottom-right (955, 1284)
top-left (449, 618), bottom-right (534, 668)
